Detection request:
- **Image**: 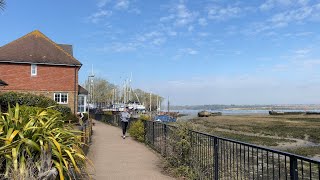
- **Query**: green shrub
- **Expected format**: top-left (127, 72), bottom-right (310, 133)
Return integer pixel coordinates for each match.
top-left (83, 112), bottom-right (89, 122)
top-left (128, 120), bottom-right (145, 142)
top-left (104, 111), bottom-right (113, 116)
top-left (0, 91), bottom-right (72, 118)
top-left (66, 113), bottom-right (79, 123)
top-left (140, 114), bottom-right (151, 121)
top-left (165, 122), bottom-right (197, 179)
top-left (19, 105), bottom-right (62, 120)
top-left (0, 104), bottom-right (88, 179)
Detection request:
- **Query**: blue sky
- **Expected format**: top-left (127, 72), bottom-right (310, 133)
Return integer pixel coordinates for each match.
top-left (1, 0), bottom-right (320, 105)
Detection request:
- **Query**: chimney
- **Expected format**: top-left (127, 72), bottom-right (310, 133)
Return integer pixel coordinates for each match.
top-left (58, 44), bottom-right (73, 56)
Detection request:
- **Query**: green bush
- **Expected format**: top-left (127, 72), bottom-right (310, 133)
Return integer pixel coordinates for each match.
top-left (83, 112), bottom-right (89, 122)
top-left (0, 104), bottom-right (88, 179)
top-left (104, 111), bottom-right (113, 116)
top-left (0, 92), bottom-right (72, 118)
top-left (165, 122), bottom-right (197, 179)
top-left (19, 105), bottom-right (62, 120)
top-left (128, 120), bottom-right (145, 142)
top-left (140, 114), bottom-right (151, 121)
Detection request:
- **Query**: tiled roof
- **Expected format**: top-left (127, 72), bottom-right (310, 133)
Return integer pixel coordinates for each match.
top-left (0, 30), bottom-right (81, 66)
top-left (78, 85), bottom-right (88, 95)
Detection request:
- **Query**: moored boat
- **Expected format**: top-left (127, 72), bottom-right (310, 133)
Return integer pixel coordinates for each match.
top-left (269, 110), bottom-right (305, 115)
top-left (198, 111), bottom-right (222, 117)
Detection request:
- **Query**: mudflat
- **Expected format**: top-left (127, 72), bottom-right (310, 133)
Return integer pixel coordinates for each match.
top-left (189, 114), bottom-right (320, 159)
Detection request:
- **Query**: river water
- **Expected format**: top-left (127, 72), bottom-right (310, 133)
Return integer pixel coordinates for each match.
top-left (175, 109), bottom-right (320, 121)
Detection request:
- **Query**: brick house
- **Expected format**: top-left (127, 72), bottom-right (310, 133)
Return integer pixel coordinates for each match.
top-left (0, 30), bottom-right (87, 113)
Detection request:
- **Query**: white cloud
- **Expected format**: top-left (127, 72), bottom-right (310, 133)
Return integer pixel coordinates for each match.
top-left (160, 15), bottom-right (175, 22)
top-left (188, 26), bottom-right (194, 32)
top-left (198, 32), bottom-right (209, 37)
top-left (198, 18), bottom-right (208, 26)
top-left (298, 0), bottom-right (310, 5)
top-left (172, 2), bottom-right (198, 26)
top-left (152, 37), bottom-right (167, 46)
top-left (259, 0), bottom-right (310, 11)
top-left (181, 48), bottom-right (198, 55)
top-left (207, 5), bottom-right (242, 21)
top-left (97, 42), bottom-right (138, 52)
top-left (135, 31), bottom-right (167, 46)
top-left (129, 8), bottom-right (141, 14)
top-left (245, 3), bottom-right (320, 35)
top-left (293, 48), bottom-right (311, 58)
top-left (172, 48), bottom-right (198, 59)
top-left (270, 6), bottom-right (313, 26)
top-left (87, 10), bottom-right (112, 23)
top-left (168, 31), bottom-right (177, 36)
top-left (260, 0), bottom-right (292, 11)
top-left (284, 31), bottom-right (313, 37)
top-left (114, 0), bottom-right (130, 10)
top-left (137, 31), bottom-right (162, 41)
top-left (97, 0), bottom-right (110, 8)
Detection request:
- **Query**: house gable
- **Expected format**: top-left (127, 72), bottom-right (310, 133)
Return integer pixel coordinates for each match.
top-left (0, 30), bottom-right (81, 66)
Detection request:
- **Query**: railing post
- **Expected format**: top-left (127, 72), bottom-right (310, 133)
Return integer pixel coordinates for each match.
top-left (152, 121), bottom-right (155, 146)
top-left (118, 115), bottom-right (121, 127)
top-left (143, 120), bottom-right (147, 144)
top-left (290, 156), bottom-right (298, 180)
top-left (84, 124), bottom-right (87, 144)
top-left (82, 124), bottom-right (85, 144)
top-left (214, 137), bottom-right (219, 180)
top-left (188, 130), bottom-right (192, 167)
top-left (164, 124), bottom-right (167, 156)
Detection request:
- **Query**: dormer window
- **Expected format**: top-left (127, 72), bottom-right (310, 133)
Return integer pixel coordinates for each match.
top-left (31, 64), bottom-right (37, 76)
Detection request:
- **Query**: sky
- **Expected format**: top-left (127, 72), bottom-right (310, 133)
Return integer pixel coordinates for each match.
top-left (1, 0), bottom-right (320, 105)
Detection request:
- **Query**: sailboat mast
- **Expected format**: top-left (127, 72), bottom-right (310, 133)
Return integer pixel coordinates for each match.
top-left (167, 97), bottom-right (170, 113)
top-left (156, 96), bottom-right (159, 113)
top-left (149, 92), bottom-right (152, 112)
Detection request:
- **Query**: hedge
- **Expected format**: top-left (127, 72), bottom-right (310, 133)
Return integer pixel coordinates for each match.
top-left (0, 91), bottom-right (71, 117)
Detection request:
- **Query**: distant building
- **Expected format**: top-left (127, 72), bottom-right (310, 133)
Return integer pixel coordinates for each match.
top-left (0, 30), bottom-right (87, 113)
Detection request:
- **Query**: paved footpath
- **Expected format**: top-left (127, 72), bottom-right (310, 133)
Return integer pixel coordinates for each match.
top-left (87, 120), bottom-right (175, 180)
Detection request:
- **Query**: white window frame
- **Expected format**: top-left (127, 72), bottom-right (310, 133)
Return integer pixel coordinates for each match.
top-left (31, 64), bottom-right (37, 76)
top-left (54, 93), bottom-right (68, 104)
top-left (78, 95), bottom-right (87, 113)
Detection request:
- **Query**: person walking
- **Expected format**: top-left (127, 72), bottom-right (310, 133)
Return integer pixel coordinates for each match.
top-left (120, 107), bottom-right (131, 139)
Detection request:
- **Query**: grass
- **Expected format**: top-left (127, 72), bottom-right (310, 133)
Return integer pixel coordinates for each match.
top-left (207, 130), bottom-right (295, 146)
top-left (188, 114), bottom-right (320, 157)
top-left (286, 146), bottom-right (320, 157)
top-left (190, 115), bottom-right (320, 143)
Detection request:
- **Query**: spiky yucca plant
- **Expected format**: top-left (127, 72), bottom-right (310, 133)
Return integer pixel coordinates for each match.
top-left (0, 104), bottom-right (89, 179)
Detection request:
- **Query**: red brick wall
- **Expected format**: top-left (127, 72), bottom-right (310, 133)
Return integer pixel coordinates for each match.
top-left (0, 63), bottom-right (79, 91)
top-left (0, 63), bottom-right (80, 113)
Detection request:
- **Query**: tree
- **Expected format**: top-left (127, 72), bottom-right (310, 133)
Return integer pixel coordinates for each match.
top-left (133, 89), bottom-right (164, 111)
top-left (84, 77), bottom-right (117, 106)
top-left (0, 0), bottom-right (5, 10)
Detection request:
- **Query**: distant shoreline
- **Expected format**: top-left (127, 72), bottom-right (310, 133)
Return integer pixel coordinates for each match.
top-left (170, 104), bottom-right (320, 111)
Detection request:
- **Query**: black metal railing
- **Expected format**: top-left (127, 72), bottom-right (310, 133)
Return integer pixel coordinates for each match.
top-left (188, 130), bottom-right (320, 180)
top-left (97, 114), bottom-right (320, 180)
top-left (77, 119), bottom-right (93, 154)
